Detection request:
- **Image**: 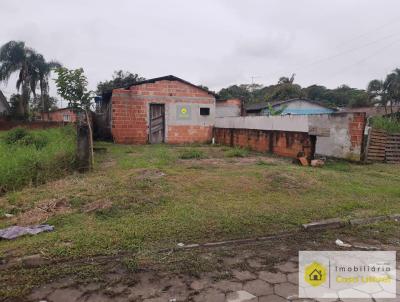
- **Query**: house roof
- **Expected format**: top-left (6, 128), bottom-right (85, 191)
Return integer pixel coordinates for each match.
top-left (102, 75), bottom-right (216, 100)
top-left (245, 98), bottom-right (336, 112)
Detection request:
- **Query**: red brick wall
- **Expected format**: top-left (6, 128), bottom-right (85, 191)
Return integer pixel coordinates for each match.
top-left (111, 90), bottom-right (148, 144)
top-left (349, 112), bottom-right (366, 149)
top-left (111, 80), bottom-right (215, 144)
top-left (214, 128), bottom-right (313, 158)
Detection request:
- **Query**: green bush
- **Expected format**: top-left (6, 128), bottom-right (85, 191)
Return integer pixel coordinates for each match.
top-left (371, 117), bottom-right (400, 134)
top-left (3, 127), bottom-right (49, 149)
top-left (224, 147), bottom-right (249, 158)
top-left (0, 126), bottom-right (76, 193)
top-left (179, 148), bottom-right (205, 159)
top-left (4, 127), bottom-right (29, 144)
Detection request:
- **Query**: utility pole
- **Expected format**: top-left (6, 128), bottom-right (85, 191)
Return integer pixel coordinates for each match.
top-left (249, 75), bottom-right (260, 103)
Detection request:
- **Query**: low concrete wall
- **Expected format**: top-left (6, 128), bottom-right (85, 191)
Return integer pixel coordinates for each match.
top-left (215, 115), bottom-right (309, 132)
top-left (215, 112), bottom-right (366, 160)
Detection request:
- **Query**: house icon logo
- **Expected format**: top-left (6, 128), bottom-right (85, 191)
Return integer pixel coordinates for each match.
top-left (304, 262), bottom-right (327, 287)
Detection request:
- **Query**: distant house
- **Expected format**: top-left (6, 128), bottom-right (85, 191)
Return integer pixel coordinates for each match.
top-left (41, 108), bottom-right (77, 123)
top-left (245, 98), bottom-right (336, 116)
top-left (0, 90), bottom-right (10, 116)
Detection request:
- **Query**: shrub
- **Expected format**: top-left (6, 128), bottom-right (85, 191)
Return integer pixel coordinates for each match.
top-left (371, 117), bottom-right (400, 134)
top-left (4, 127), bottom-right (29, 144)
top-left (224, 147), bottom-right (249, 158)
top-left (179, 148), bottom-right (205, 159)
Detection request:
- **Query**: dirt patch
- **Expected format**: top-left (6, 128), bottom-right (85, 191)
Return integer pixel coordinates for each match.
top-left (263, 171), bottom-right (318, 191)
top-left (83, 199), bottom-right (113, 213)
top-left (135, 169), bottom-right (166, 180)
top-left (100, 159), bottom-right (116, 169)
top-left (179, 156), bottom-right (282, 167)
top-left (11, 198), bottom-right (71, 226)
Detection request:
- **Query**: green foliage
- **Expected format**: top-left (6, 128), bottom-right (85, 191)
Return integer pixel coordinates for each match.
top-left (217, 74), bottom-right (371, 108)
top-left (4, 127), bottom-right (29, 144)
top-left (371, 116), bottom-right (400, 134)
top-left (179, 148), bottom-right (205, 159)
top-left (266, 103), bottom-right (287, 115)
top-left (0, 126), bottom-right (76, 192)
top-left (54, 67), bottom-right (92, 110)
top-left (96, 70), bottom-right (145, 95)
top-left (368, 68), bottom-right (400, 113)
top-left (224, 147), bottom-right (249, 158)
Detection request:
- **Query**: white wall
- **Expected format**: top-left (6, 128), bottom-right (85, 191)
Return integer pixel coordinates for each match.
top-left (215, 115), bottom-right (309, 132)
top-left (308, 114), bottom-right (361, 160)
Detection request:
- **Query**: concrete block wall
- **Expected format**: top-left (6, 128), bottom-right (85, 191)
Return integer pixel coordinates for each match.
top-left (111, 80), bottom-right (215, 144)
top-left (308, 112), bottom-right (366, 161)
top-left (216, 98), bottom-right (242, 117)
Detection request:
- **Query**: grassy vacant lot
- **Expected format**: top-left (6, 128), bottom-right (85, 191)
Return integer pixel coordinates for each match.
top-left (0, 143), bottom-right (400, 297)
top-left (1, 143), bottom-right (400, 257)
top-left (0, 126), bottom-right (76, 193)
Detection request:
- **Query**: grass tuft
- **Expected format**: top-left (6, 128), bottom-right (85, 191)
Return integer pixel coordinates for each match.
top-left (224, 147), bottom-right (249, 158)
top-left (179, 148), bottom-right (205, 159)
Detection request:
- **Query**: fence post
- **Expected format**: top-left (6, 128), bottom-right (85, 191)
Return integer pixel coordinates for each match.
top-left (76, 113), bottom-right (91, 172)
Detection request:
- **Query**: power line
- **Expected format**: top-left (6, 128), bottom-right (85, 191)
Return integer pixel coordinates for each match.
top-left (324, 38), bottom-right (400, 83)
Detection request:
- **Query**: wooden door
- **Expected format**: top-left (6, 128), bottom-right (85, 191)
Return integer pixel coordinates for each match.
top-left (149, 104), bottom-right (165, 144)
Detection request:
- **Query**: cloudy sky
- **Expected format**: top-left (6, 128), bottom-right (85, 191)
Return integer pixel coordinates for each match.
top-left (1, 0), bottom-right (400, 99)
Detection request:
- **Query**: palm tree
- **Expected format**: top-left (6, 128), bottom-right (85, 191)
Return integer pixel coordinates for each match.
top-left (0, 41), bottom-right (60, 117)
top-left (368, 69), bottom-right (400, 114)
top-left (367, 79), bottom-right (387, 112)
top-left (0, 41), bottom-right (34, 117)
top-left (29, 54), bottom-right (61, 113)
top-left (384, 68), bottom-right (400, 114)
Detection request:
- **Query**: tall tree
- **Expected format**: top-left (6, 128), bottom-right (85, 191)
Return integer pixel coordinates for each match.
top-left (30, 54), bottom-right (61, 113)
top-left (96, 70), bottom-right (145, 95)
top-left (384, 68), bottom-right (400, 114)
top-left (54, 67), bottom-right (92, 111)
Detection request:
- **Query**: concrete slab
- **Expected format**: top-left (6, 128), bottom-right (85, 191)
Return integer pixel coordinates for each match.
top-left (226, 290), bottom-right (257, 302)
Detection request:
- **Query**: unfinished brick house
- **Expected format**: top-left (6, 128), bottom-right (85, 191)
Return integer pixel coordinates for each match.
top-left (106, 75), bottom-right (215, 144)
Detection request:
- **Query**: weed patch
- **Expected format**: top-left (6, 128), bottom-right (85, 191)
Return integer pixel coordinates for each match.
top-left (179, 148), bottom-right (205, 159)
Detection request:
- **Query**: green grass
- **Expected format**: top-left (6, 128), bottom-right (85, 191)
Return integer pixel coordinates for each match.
top-left (0, 126), bottom-right (76, 193)
top-left (371, 116), bottom-right (400, 134)
top-left (0, 143), bottom-right (400, 297)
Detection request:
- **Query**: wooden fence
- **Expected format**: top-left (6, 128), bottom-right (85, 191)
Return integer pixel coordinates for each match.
top-left (366, 129), bottom-right (400, 163)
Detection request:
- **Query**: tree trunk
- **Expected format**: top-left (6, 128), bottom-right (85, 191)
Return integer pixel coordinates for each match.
top-left (85, 110), bottom-right (94, 169)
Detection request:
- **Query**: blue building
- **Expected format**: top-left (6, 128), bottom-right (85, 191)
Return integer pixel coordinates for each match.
top-left (245, 98), bottom-right (336, 116)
